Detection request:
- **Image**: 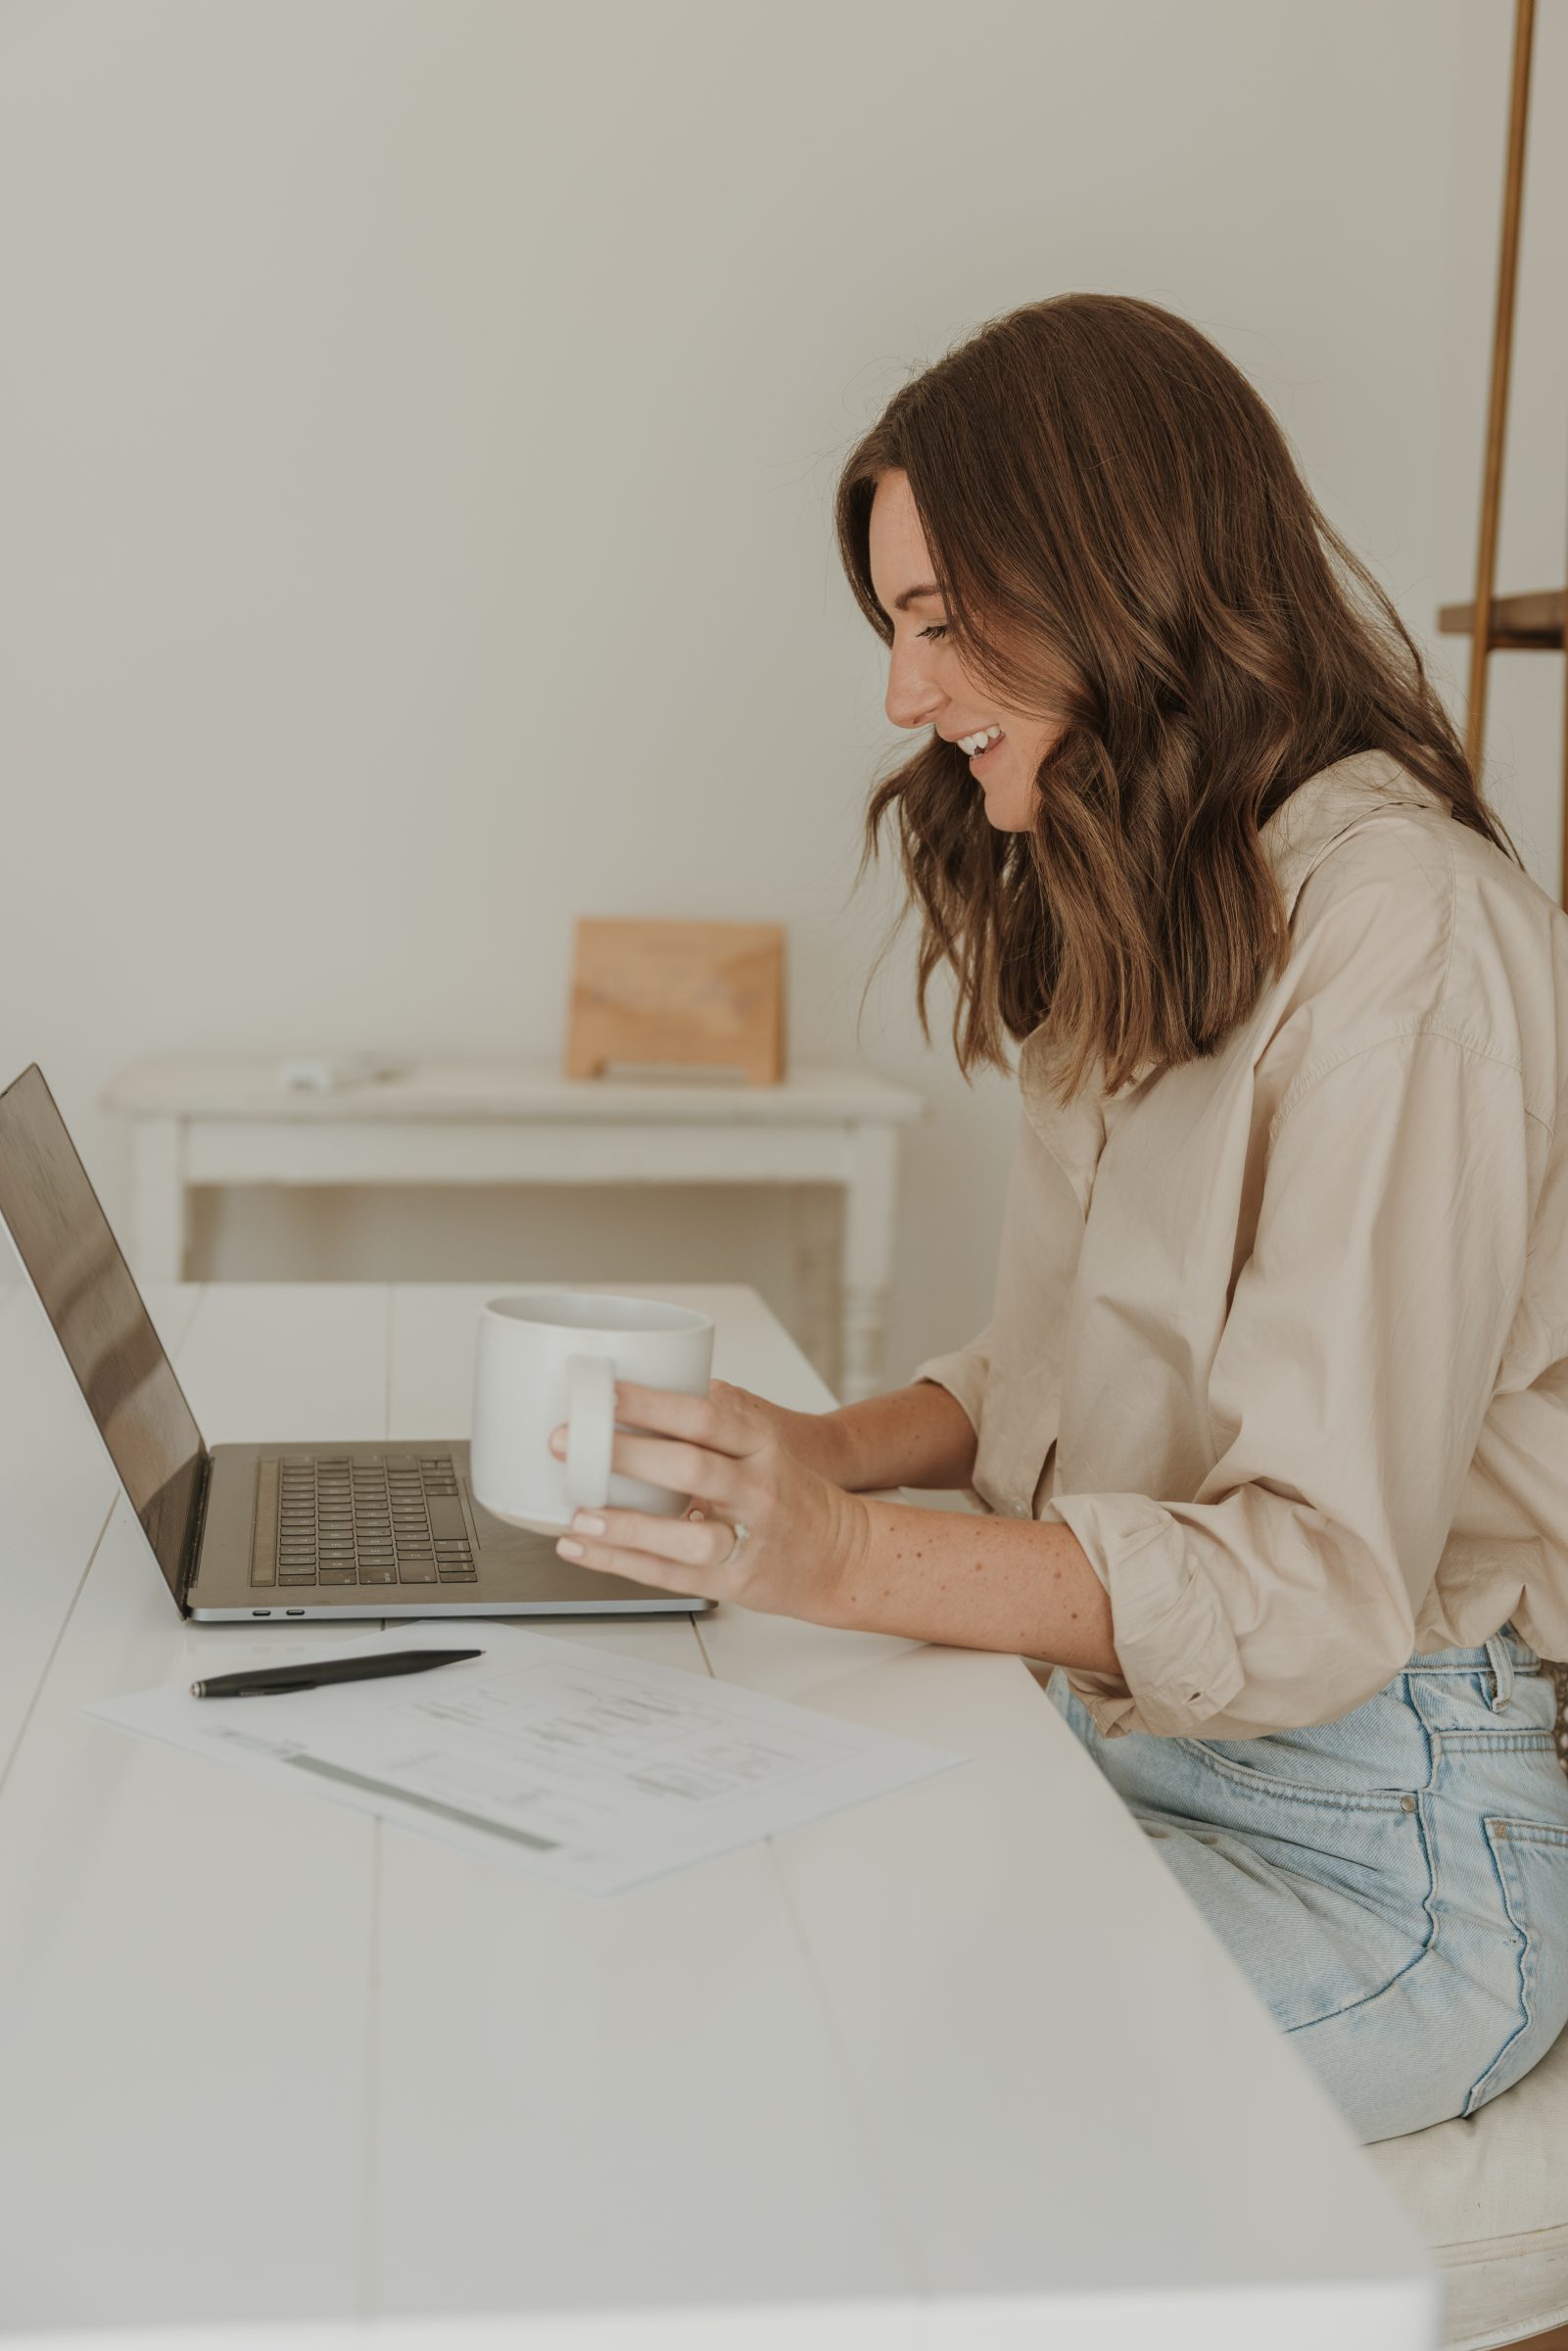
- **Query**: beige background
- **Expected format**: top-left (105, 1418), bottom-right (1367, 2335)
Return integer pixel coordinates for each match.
top-left (1, 0), bottom-right (1563, 1395)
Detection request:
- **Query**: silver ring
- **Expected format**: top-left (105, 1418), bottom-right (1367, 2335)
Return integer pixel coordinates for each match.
top-left (686, 1507), bottom-right (750, 1569)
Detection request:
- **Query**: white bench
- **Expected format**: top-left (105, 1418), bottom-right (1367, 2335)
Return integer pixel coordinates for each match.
top-left (102, 1056), bottom-right (927, 1402)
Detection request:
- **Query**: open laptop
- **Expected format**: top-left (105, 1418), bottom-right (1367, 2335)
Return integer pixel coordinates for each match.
top-left (0, 1063), bottom-right (710, 1622)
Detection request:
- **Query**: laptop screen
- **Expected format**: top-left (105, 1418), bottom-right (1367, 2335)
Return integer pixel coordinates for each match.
top-left (0, 1065), bottom-right (205, 1604)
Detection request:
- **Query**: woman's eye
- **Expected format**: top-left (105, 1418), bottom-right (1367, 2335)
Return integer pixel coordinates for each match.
top-left (918, 623), bottom-right (949, 644)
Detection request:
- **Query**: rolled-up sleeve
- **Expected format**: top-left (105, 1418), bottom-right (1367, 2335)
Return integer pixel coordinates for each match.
top-left (1040, 1028), bottom-right (1535, 1738)
top-left (911, 1321), bottom-right (993, 1446)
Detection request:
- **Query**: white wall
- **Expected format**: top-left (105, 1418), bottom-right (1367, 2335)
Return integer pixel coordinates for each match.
top-left (2, 0), bottom-right (1561, 1395)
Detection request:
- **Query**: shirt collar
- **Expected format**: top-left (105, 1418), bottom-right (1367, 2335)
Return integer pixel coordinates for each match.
top-left (1257, 747), bottom-right (1442, 926)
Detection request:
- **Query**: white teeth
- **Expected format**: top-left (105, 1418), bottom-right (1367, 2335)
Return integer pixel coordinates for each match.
top-left (959, 726), bottom-right (1003, 755)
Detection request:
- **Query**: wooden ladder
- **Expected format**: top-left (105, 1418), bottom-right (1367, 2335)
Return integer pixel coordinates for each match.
top-left (1437, 0), bottom-right (1568, 910)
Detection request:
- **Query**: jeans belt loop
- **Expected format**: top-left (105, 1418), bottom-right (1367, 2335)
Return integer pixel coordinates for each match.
top-left (1485, 1631), bottom-right (1515, 1712)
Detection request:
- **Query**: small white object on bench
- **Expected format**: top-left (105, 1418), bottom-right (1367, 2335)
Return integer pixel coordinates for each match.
top-left (277, 1053), bottom-right (404, 1092)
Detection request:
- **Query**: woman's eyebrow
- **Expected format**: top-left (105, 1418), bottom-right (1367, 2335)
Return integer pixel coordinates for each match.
top-left (876, 583), bottom-right (941, 618)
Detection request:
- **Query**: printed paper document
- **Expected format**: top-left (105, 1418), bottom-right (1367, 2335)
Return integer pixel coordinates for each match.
top-left (90, 1627), bottom-right (964, 1895)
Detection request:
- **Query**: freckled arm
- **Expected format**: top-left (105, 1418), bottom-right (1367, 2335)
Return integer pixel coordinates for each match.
top-left (824, 1498), bottom-right (1121, 1677)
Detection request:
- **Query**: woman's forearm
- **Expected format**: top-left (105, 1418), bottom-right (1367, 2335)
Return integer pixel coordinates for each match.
top-left (828, 1496), bottom-right (1121, 1677)
top-left (823, 1380), bottom-right (979, 1493)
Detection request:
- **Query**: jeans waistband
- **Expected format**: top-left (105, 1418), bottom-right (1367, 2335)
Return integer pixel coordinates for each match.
top-left (1404, 1622), bottom-right (1541, 1713)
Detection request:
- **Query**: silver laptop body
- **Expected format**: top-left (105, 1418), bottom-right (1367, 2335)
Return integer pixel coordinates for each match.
top-left (0, 1064), bottom-right (710, 1623)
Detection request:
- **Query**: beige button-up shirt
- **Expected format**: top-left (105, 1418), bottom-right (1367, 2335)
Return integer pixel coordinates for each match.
top-left (913, 749), bottom-right (1568, 1741)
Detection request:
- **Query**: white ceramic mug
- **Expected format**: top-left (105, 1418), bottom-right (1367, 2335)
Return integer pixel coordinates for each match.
top-left (468, 1289), bottom-right (716, 1536)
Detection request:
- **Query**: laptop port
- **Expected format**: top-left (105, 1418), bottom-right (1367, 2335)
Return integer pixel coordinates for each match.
top-left (252, 1609), bottom-right (270, 1617)
top-left (285, 1608), bottom-right (306, 1616)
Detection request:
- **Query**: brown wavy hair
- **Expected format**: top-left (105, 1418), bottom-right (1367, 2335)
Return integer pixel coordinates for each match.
top-left (835, 293), bottom-right (1524, 1109)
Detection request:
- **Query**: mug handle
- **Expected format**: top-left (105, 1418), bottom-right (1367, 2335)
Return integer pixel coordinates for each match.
top-left (563, 1354), bottom-right (615, 1512)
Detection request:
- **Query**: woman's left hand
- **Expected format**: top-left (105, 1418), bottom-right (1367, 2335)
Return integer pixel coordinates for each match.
top-left (546, 1377), bottom-right (871, 1619)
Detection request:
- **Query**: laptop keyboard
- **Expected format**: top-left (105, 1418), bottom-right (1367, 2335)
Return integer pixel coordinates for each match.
top-left (250, 1454), bottom-right (478, 1589)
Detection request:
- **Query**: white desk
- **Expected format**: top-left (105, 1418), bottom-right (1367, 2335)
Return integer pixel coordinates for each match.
top-left (0, 1276), bottom-right (1436, 2348)
top-left (101, 1058), bottom-right (927, 1402)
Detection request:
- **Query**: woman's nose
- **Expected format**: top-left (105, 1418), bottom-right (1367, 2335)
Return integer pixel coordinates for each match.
top-left (884, 661), bottom-right (943, 733)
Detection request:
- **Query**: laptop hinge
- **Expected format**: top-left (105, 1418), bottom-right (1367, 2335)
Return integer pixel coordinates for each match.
top-left (176, 1452), bottom-right (214, 1615)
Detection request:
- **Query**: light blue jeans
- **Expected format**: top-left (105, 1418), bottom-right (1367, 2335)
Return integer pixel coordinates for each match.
top-left (1048, 1625), bottom-right (1568, 2142)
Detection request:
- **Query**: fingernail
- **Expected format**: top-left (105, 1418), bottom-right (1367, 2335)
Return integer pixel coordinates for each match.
top-left (572, 1512), bottom-right (605, 1535)
top-left (557, 1538), bottom-right (584, 1559)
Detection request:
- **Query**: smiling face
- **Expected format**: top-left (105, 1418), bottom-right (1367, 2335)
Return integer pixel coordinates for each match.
top-left (866, 468), bottom-right (1068, 833)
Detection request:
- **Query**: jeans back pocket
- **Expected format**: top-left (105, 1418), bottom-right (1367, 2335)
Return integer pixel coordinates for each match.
top-left (1464, 1817), bottom-right (1568, 2115)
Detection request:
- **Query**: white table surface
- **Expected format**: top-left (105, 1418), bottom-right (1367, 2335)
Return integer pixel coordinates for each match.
top-left (0, 1275), bottom-right (1437, 2349)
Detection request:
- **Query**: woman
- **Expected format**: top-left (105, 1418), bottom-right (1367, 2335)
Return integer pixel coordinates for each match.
top-left (547, 294), bottom-right (1568, 2143)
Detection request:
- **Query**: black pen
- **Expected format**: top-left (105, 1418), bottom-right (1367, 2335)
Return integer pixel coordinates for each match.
top-left (190, 1648), bottom-right (485, 1700)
